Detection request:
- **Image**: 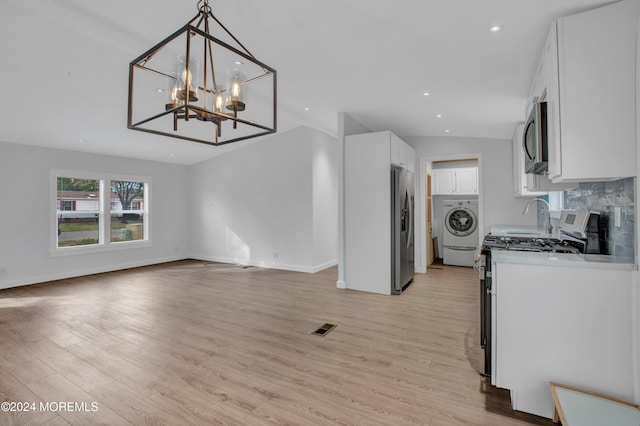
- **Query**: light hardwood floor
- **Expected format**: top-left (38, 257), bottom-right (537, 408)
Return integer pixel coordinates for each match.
top-left (0, 261), bottom-right (552, 425)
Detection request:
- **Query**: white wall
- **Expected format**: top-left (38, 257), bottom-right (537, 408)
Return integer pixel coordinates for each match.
top-left (408, 135), bottom-right (537, 228)
top-left (0, 141), bottom-right (190, 289)
top-left (312, 131), bottom-right (339, 269)
top-left (188, 126), bottom-right (338, 272)
top-left (403, 135), bottom-right (537, 271)
top-left (336, 112), bottom-right (373, 288)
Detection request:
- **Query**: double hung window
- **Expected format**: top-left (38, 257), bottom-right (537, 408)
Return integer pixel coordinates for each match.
top-left (52, 170), bottom-right (150, 255)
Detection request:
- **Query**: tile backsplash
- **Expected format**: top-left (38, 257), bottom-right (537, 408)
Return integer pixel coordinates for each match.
top-left (562, 177), bottom-right (635, 257)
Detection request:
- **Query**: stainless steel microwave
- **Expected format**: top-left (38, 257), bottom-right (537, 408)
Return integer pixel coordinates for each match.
top-left (522, 100), bottom-right (548, 174)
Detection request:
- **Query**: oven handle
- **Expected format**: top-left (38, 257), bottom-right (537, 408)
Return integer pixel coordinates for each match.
top-left (474, 249), bottom-right (485, 279)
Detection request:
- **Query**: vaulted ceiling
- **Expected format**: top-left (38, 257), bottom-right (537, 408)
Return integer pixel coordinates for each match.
top-left (0, 0), bottom-right (613, 165)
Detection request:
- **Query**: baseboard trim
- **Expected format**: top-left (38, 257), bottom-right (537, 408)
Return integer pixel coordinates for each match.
top-left (0, 255), bottom-right (339, 290)
top-left (190, 254), bottom-right (337, 274)
top-left (0, 256), bottom-right (188, 290)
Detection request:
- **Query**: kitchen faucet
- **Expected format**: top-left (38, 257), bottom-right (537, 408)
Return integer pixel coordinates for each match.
top-left (522, 198), bottom-right (553, 235)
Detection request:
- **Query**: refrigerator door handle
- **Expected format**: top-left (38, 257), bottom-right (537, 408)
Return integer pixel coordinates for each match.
top-left (405, 191), bottom-right (413, 248)
top-left (405, 190), bottom-right (413, 249)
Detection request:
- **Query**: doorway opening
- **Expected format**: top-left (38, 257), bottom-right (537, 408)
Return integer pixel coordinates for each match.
top-left (419, 155), bottom-right (484, 272)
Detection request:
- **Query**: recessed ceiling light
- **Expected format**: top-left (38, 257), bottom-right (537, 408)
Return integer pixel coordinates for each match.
top-left (436, 114), bottom-right (443, 118)
top-left (169, 153), bottom-right (174, 157)
top-left (423, 92), bottom-right (430, 96)
top-left (490, 25), bottom-right (503, 33)
top-left (156, 88), bottom-right (165, 93)
top-left (304, 107), bottom-right (310, 111)
top-left (233, 60), bottom-right (244, 65)
top-left (445, 129), bottom-right (451, 133)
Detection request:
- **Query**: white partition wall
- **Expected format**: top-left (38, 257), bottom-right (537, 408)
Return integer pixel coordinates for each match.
top-left (344, 132), bottom-right (393, 294)
top-left (336, 112), bottom-right (373, 288)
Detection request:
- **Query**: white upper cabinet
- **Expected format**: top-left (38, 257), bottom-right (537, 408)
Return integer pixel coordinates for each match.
top-left (455, 168), bottom-right (478, 194)
top-left (433, 167), bottom-right (478, 195)
top-left (528, 46), bottom-right (547, 105)
top-left (433, 169), bottom-right (456, 194)
top-left (390, 133), bottom-right (416, 173)
top-left (543, 0), bottom-right (639, 182)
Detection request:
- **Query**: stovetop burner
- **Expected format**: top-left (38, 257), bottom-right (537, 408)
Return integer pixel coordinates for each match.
top-left (482, 235), bottom-right (585, 254)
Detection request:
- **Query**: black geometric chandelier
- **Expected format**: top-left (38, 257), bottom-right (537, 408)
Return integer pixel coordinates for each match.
top-left (127, 0), bottom-right (277, 146)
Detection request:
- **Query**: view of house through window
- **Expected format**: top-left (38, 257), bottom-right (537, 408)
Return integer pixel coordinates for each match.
top-left (56, 177), bottom-right (101, 247)
top-left (110, 180), bottom-right (145, 243)
top-left (55, 174), bottom-right (149, 251)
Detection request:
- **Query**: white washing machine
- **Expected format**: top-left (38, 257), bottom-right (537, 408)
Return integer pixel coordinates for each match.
top-left (442, 199), bottom-right (479, 267)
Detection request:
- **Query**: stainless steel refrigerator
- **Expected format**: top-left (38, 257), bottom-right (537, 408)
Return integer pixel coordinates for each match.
top-left (391, 166), bottom-right (415, 294)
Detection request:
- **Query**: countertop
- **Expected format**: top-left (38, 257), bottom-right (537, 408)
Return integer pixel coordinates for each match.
top-left (491, 250), bottom-right (637, 271)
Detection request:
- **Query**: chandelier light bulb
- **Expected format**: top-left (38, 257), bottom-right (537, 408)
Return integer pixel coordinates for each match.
top-left (231, 81), bottom-right (241, 100)
top-left (165, 72), bottom-right (184, 112)
top-left (226, 68), bottom-right (246, 110)
top-left (176, 55), bottom-right (199, 102)
top-left (215, 90), bottom-right (224, 112)
top-left (181, 68), bottom-right (191, 87)
top-left (171, 86), bottom-right (178, 103)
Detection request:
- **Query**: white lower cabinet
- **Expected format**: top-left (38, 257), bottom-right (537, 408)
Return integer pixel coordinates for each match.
top-left (492, 261), bottom-right (635, 419)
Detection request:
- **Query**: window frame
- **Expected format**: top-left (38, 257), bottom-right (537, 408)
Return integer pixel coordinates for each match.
top-left (50, 169), bottom-right (152, 256)
top-left (109, 179), bottom-right (148, 245)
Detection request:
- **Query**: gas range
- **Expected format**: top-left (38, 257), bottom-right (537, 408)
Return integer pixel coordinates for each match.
top-left (482, 235), bottom-right (586, 254)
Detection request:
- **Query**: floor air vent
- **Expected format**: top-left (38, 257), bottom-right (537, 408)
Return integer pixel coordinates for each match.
top-left (312, 323), bottom-right (337, 336)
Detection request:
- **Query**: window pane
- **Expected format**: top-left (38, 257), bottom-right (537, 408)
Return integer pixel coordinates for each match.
top-left (56, 177), bottom-right (100, 247)
top-left (111, 213), bottom-right (145, 242)
top-left (110, 180), bottom-right (145, 242)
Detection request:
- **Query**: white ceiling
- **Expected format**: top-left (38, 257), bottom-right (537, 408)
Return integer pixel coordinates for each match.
top-left (0, 0), bottom-right (613, 165)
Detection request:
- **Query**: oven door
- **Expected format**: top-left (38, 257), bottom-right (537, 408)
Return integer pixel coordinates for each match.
top-left (522, 101), bottom-right (548, 174)
top-left (476, 248), bottom-right (491, 377)
top-left (481, 255), bottom-right (492, 377)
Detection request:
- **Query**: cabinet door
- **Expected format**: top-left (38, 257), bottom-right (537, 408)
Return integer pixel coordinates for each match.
top-left (455, 168), bottom-right (478, 195)
top-left (528, 48), bottom-right (547, 103)
top-left (404, 143), bottom-right (416, 173)
top-left (433, 170), bottom-right (456, 195)
top-left (553, 0), bottom-right (639, 181)
top-left (512, 124), bottom-right (522, 195)
top-left (494, 262), bottom-right (634, 418)
top-left (390, 134), bottom-right (416, 173)
top-left (545, 22), bottom-right (562, 180)
top-left (390, 135), bottom-right (406, 168)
